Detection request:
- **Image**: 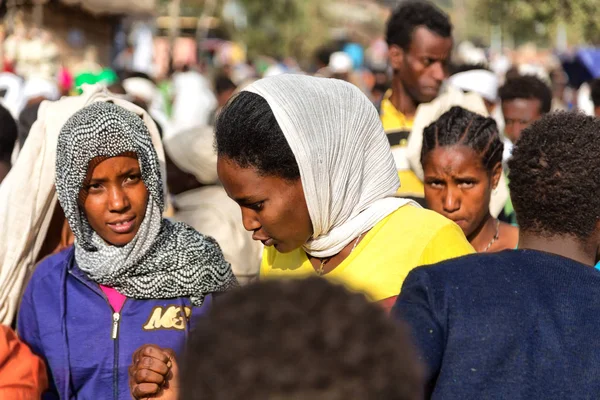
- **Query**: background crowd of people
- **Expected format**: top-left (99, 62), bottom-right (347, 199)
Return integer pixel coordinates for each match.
top-left (1, 0), bottom-right (600, 399)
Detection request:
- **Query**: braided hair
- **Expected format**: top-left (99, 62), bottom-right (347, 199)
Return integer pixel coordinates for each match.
top-left (421, 106), bottom-right (504, 174)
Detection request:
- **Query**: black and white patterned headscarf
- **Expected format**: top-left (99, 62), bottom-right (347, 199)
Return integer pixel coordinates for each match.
top-left (56, 101), bottom-right (237, 305)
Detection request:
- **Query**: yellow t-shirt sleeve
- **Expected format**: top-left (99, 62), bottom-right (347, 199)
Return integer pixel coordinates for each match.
top-left (417, 222), bottom-right (475, 266)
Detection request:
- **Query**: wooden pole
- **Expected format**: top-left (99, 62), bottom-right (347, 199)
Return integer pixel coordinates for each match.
top-left (197, 0), bottom-right (218, 42)
top-left (33, 0), bottom-right (44, 28)
top-left (168, 0), bottom-right (181, 66)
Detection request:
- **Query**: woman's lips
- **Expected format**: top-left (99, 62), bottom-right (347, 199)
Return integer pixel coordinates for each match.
top-left (107, 217), bottom-right (135, 234)
top-left (253, 234), bottom-right (274, 247)
top-left (452, 219), bottom-right (468, 230)
top-left (261, 238), bottom-right (275, 247)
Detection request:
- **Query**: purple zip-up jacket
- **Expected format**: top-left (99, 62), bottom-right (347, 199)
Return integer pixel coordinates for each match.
top-left (17, 246), bottom-right (212, 400)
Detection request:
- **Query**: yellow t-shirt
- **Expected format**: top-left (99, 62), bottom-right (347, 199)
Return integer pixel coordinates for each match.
top-left (380, 91), bottom-right (424, 199)
top-left (260, 206), bottom-right (474, 302)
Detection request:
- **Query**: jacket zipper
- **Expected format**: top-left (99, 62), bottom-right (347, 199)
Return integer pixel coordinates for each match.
top-left (112, 312), bottom-right (120, 339)
top-left (112, 311), bottom-right (120, 400)
top-left (69, 270), bottom-right (124, 400)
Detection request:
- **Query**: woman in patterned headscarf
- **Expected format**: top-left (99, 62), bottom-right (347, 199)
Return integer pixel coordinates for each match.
top-left (17, 101), bottom-right (236, 399)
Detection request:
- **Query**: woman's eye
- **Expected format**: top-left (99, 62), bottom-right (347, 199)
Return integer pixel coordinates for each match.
top-left (88, 183), bottom-right (102, 191)
top-left (125, 175), bottom-right (141, 183)
top-left (248, 201), bottom-right (264, 211)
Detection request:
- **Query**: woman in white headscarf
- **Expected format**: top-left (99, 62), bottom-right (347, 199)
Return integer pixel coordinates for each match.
top-left (215, 75), bottom-right (474, 309)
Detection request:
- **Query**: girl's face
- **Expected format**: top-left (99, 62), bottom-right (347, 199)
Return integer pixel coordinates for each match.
top-left (423, 145), bottom-right (501, 239)
top-left (81, 155), bottom-right (149, 246)
top-left (217, 156), bottom-right (312, 254)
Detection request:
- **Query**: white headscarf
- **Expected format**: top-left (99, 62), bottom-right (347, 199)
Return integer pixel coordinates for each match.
top-left (244, 75), bottom-right (416, 258)
top-left (448, 70), bottom-right (498, 103)
top-left (170, 70), bottom-right (217, 135)
top-left (0, 73), bottom-right (25, 119)
top-left (163, 126), bottom-right (219, 185)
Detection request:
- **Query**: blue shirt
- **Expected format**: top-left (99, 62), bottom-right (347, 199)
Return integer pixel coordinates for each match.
top-left (393, 250), bottom-right (600, 399)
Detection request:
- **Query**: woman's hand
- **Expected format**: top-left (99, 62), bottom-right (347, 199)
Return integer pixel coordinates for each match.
top-left (129, 344), bottom-right (180, 400)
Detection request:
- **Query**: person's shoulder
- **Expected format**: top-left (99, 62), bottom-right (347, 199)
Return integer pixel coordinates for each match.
top-left (32, 246), bottom-right (73, 281)
top-left (412, 250), bottom-right (520, 282)
top-left (391, 205), bottom-right (454, 224)
top-left (388, 205), bottom-right (461, 236)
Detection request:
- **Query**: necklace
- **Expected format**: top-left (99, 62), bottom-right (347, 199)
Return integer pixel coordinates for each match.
top-left (317, 233), bottom-right (363, 276)
top-left (482, 219), bottom-right (500, 253)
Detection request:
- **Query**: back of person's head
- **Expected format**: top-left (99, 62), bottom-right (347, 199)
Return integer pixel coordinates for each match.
top-left (124, 71), bottom-right (156, 84)
top-left (107, 82), bottom-right (127, 95)
top-left (315, 46), bottom-right (334, 68)
top-left (214, 75), bottom-right (236, 96)
top-left (181, 278), bottom-right (423, 400)
top-left (386, 0), bottom-right (452, 50)
top-left (421, 106), bottom-right (503, 173)
top-left (498, 75), bottom-right (552, 114)
top-left (0, 103), bottom-right (17, 163)
top-left (17, 102), bottom-right (41, 149)
top-left (590, 79), bottom-right (600, 107)
top-left (450, 63), bottom-right (490, 76)
top-left (508, 112), bottom-right (600, 240)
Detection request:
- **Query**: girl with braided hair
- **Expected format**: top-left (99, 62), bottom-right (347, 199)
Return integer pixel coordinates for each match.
top-left (420, 106), bottom-right (518, 252)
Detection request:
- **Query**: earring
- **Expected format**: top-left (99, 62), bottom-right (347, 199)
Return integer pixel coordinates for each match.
top-left (493, 187), bottom-right (498, 195)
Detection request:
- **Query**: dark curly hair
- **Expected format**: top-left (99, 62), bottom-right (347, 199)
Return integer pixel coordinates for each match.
top-left (421, 106), bottom-right (503, 173)
top-left (215, 91), bottom-right (301, 181)
top-left (590, 78), bottom-right (600, 107)
top-left (508, 112), bottom-right (600, 239)
top-left (386, 0), bottom-right (452, 50)
top-left (498, 75), bottom-right (552, 115)
top-left (181, 278), bottom-right (423, 400)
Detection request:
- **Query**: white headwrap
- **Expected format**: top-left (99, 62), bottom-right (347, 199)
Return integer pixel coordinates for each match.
top-left (23, 77), bottom-right (60, 103)
top-left (122, 77), bottom-right (158, 105)
top-left (448, 70), bottom-right (498, 103)
top-left (244, 75), bottom-right (416, 258)
top-left (0, 73), bottom-right (25, 119)
top-left (163, 126), bottom-right (219, 185)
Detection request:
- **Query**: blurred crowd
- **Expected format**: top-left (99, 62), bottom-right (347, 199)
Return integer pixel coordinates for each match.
top-left (2, 0), bottom-right (600, 399)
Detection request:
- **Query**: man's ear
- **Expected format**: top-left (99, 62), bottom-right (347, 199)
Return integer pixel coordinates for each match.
top-left (389, 44), bottom-right (405, 71)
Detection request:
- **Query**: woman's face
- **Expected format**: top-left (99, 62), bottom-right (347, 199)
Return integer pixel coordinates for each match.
top-left (423, 146), bottom-right (500, 239)
top-left (217, 156), bottom-right (312, 253)
top-left (81, 155), bottom-right (149, 246)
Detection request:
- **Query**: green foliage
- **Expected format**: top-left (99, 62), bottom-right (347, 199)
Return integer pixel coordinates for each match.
top-left (474, 0), bottom-right (600, 45)
top-left (228, 0), bottom-right (329, 60)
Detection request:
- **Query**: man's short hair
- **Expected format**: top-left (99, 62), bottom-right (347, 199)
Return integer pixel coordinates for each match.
top-left (499, 75), bottom-right (552, 114)
top-left (386, 1), bottom-right (452, 50)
